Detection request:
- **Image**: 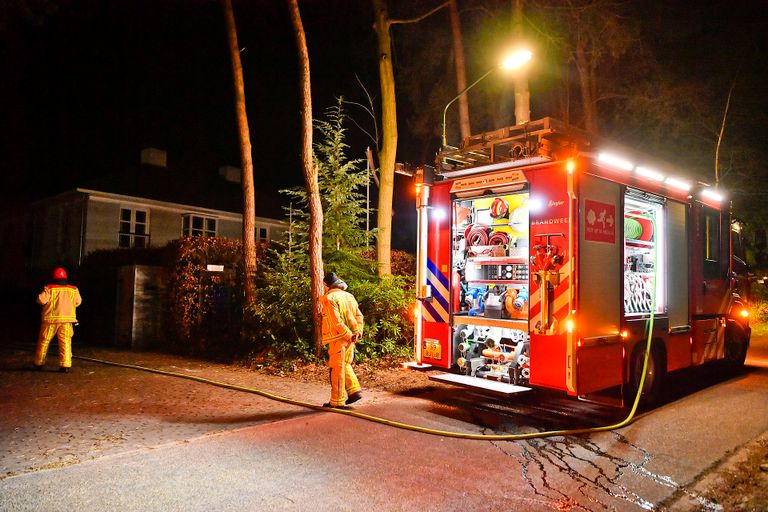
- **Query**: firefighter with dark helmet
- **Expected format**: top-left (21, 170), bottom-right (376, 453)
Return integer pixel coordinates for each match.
top-left (33, 267), bottom-right (82, 373)
top-left (320, 272), bottom-right (364, 408)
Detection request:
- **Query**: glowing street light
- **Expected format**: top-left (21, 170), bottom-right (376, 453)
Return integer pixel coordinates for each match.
top-left (441, 48), bottom-right (533, 148)
top-left (501, 49), bottom-right (532, 70)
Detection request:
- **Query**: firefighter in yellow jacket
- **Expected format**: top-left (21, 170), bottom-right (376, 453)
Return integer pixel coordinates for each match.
top-left (34, 267), bottom-right (82, 373)
top-left (321, 272), bottom-right (364, 408)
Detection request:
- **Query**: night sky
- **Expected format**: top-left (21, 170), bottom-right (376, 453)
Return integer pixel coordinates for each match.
top-left (2, 0), bottom-right (378, 197)
top-left (2, 0), bottom-right (767, 250)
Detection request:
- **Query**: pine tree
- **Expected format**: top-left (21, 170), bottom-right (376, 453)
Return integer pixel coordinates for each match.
top-left (252, 100), bottom-right (379, 358)
top-left (283, 99), bottom-right (372, 274)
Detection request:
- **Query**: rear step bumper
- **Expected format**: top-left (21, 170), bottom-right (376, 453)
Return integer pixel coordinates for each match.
top-left (429, 373), bottom-right (532, 395)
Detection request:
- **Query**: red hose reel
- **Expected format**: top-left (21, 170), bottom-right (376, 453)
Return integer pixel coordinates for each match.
top-left (465, 224), bottom-right (490, 246)
top-left (465, 224), bottom-right (510, 248)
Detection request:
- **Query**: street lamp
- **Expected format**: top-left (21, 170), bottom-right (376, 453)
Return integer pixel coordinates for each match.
top-left (441, 48), bottom-right (532, 148)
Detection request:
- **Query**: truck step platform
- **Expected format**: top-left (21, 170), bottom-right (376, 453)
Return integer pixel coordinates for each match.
top-left (429, 373), bottom-right (532, 395)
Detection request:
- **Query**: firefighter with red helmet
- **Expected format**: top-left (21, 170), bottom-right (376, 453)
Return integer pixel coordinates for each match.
top-left (33, 267), bottom-right (82, 373)
top-left (320, 272), bottom-right (364, 408)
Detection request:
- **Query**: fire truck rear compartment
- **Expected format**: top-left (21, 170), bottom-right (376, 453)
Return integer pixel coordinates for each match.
top-left (428, 179), bottom-right (669, 397)
top-left (449, 191), bottom-right (533, 389)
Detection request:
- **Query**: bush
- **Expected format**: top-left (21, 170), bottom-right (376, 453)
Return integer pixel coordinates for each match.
top-left (163, 236), bottom-right (265, 360)
top-left (352, 275), bottom-right (414, 360)
top-left (361, 249), bottom-right (416, 277)
top-left (250, 245), bottom-right (415, 363)
top-left (750, 280), bottom-right (768, 322)
top-left (79, 238), bottom-right (267, 361)
top-left (248, 245), bottom-right (314, 360)
top-left (248, 101), bottom-right (416, 363)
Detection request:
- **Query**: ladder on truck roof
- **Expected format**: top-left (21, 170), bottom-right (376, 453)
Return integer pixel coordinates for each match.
top-left (438, 117), bottom-right (592, 175)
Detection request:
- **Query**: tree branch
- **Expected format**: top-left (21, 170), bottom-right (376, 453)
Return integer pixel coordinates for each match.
top-left (715, 82), bottom-right (735, 188)
top-left (344, 102), bottom-right (378, 148)
top-left (389, 1), bottom-right (450, 26)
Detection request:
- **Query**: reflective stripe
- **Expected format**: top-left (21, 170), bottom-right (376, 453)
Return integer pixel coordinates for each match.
top-left (35, 322), bottom-right (74, 367)
top-left (421, 300), bottom-right (444, 324)
top-left (426, 259), bottom-right (449, 288)
top-left (41, 287), bottom-right (80, 323)
top-left (425, 258), bottom-right (450, 323)
top-left (529, 259), bottom-right (571, 334)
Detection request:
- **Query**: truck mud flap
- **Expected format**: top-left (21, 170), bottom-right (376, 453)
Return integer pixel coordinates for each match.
top-left (429, 373), bottom-right (532, 396)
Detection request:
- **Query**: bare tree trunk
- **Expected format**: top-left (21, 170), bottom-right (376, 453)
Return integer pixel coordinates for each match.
top-left (221, 0), bottom-right (257, 304)
top-left (512, 0), bottom-right (530, 125)
top-left (563, 63), bottom-right (571, 124)
top-left (286, 0), bottom-right (324, 356)
top-left (372, 0), bottom-right (448, 277)
top-left (448, 0), bottom-right (470, 139)
top-left (373, 0), bottom-right (396, 277)
top-left (574, 42), bottom-right (598, 133)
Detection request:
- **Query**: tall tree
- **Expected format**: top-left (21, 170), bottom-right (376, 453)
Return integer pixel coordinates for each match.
top-left (526, 0), bottom-right (637, 133)
top-left (372, 0), bottom-right (448, 276)
top-left (448, 0), bottom-right (471, 139)
top-left (512, 0), bottom-right (530, 124)
top-left (282, 101), bottom-right (370, 262)
top-left (221, 0), bottom-right (257, 304)
top-left (286, 0), bottom-right (325, 356)
top-left (372, 0), bottom-right (397, 277)
top-left (254, 103), bottom-right (411, 361)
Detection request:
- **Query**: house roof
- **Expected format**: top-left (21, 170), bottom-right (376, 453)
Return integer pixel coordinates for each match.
top-left (79, 163), bottom-right (287, 219)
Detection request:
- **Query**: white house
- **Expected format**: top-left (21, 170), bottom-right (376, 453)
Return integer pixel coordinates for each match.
top-left (26, 148), bottom-right (287, 277)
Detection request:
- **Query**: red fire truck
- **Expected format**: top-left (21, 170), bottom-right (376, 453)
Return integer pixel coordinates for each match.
top-left (412, 118), bottom-right (751, 406)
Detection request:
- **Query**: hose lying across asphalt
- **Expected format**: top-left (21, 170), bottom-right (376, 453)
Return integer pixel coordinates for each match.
top-left (75, 318), bottom-right (653, 441)
top-left (76, 216), bottom-right (658, 442)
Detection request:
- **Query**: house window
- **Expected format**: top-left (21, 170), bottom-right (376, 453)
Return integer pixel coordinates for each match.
top-left (257, 226), bottom-right (269, 241)
top-left (119, 208), bottom-right (149, 248)
top-left (182, 214), bottom-right (217, 237)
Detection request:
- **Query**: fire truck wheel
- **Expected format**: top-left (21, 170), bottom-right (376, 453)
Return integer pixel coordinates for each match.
top-left (626, 344), bottom-right (666, 407)
top-left (724, 323), bottom-right (749, 369)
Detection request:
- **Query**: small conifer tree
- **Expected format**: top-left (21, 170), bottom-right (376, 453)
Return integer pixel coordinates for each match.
top-left (251, 100), bottom-right (412, 361)
top-left (282, 99), bottom-right (374, 276)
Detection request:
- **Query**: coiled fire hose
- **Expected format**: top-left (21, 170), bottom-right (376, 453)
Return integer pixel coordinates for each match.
top-left (488, 231), bottom-right (509, 246)
top-left (75, 217), bottom-right (657, 442)
top-left (465, 223), bottom-right (489, 246)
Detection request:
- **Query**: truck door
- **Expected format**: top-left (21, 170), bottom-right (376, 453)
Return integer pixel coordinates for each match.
top-left (690, 202), bottom-right (729, 363)
top-left (692, 203), bottom-right (729, 314)
top-left (418, 182), bottom-right (453, 368)
top-left (575, 174), bottom-right (624, 396)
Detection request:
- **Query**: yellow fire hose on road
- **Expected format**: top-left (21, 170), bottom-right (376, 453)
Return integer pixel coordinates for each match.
top-left (75, 220), bottom-right (657, 441)
top-left (75, 331), bottom-right (652, 441)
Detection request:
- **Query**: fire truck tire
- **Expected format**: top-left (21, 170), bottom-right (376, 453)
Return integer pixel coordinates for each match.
top-left (724, 322), bottom-right (749, 369)
top-left (625, 343), bottom-right (666, 407)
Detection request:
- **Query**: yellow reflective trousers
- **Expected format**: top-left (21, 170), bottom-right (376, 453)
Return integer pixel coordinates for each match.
top-left (328, 339), bottom-right (361, 407)
top-left (34, 322), bottom-right (74, 369)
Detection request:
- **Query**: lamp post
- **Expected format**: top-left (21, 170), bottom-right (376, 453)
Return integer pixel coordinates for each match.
top-left (441, 49), bottom-right (532, 148)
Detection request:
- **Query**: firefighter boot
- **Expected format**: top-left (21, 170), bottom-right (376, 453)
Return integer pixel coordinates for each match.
top-left (346, 391), bottom-right (363, 404)
top-left (322, 403), bottom-right (350, 410)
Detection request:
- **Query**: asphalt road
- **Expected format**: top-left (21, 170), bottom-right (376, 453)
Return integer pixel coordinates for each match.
top-left (1, 338), bottom-right (767, 511)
